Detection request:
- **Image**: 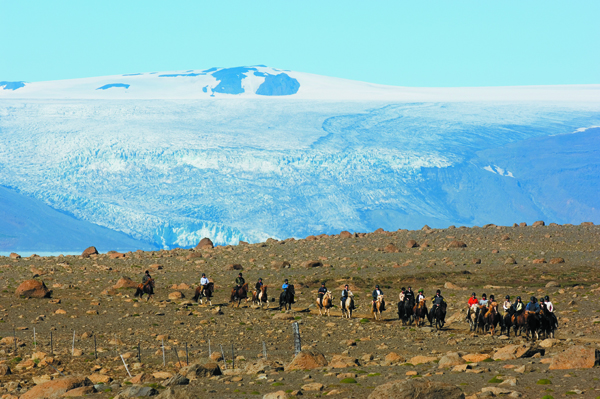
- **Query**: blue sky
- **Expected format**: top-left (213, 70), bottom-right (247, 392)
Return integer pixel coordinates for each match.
top-left (1, 1), bottom-right (599, 87)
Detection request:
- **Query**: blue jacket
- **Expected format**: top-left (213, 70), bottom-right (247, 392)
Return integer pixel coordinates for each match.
top-left (282, 283), bottom-right (289, 290)
top-left (526, 302), bottom-right (540, 312)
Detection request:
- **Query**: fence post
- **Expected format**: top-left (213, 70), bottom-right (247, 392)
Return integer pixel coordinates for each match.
top-left (208, 339), bottom-right (211, 357)
top-left (219, 344), bottom-right (226, 370)
top-left (50, 331), bottom-right (53, 355)
top-left (231, 343), bottom-right (235, 369)
top-left (13, 328), bottom-right (17, 353)
top-left (94, 336), bottom-right (97, 359)
top-left (120, 354), bottom-right (132, 378)
top-left (185, 342), bottom-right (188, 365)
top-left (137, 342), bottom-right (141, 362)
top-left (161, 340), bottom-right (166, 367)
top-left (292, 322), bottom-right (301, 355)
top-left (33, 328), bottom-right (36, 350)
top-left (262, 341), bottom-right (267, 360)
top-left (173, 347), bottom-right (182, 368)
top-left (71, 331), bottom-right (75, 356)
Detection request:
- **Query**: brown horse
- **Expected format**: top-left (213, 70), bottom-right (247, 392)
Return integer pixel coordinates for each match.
top-left (252, 285), bottom-right (269, 308)
top-left (134, 279), bottom-right (155, 301)
top-left (371, 295), bottom-right (385, 320)
top-left (414, 299), bottom-right (428, 327)
top-left (231, 283), bottom-right (249, 307)
top-left (193, 282), bottom-right (214, 305)
top-left (317, 290), bottom-right (333, 316)
top-left (511, 311), bottom-right (527, 337)
top-left (483, 302), bottom-right (500, 336)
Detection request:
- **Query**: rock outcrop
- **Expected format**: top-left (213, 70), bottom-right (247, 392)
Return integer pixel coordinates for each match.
top-left (15, 280), bottom-right (51, 298)
top-left (286, 350), bottom-right (328, 370)
top-left (195, 238), bottom-right (214, 250)
top-left (549, 346), bottom-right (599, 370)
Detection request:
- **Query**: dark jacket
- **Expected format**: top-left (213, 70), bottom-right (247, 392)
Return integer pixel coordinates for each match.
top-left (142, 274), bottom-right (151, 283)
top-left (235, 277), bottom-right (245, 286)
top-left (433, 295), bottom-right (444, 306)
top-left (255, 282), bottom-right (263, 291)
top-left (526, 302), bottom-right (540, 313)
top-left (372, 289), bottom-right (383, 300)
top-left (318, 287), bottom-right (327, 297)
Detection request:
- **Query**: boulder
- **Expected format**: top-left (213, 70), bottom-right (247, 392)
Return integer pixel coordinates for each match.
top-left (545, 281), bottom-right (559, 288)
top-left (245, 359), bottom-right (280, 375)
top-left (472, 258), bottom-right (482, 264)
top-left (15, 280), bottom-right (51, 298)
top-left (63, 386), bottom-right (95, 397)
top-left (438, 352), bottom-right (466, 369)
top-left (367, 379), bottom-right (464, 399)
top-left (226, 264), bottom-right (243, 270)
top-left (163, 374), bottom-right (189, 387)
top-left (81, 246), bottom-right (98, 258)
top-left (406, 240), bottom-right (419, 248)
top-left (109, 252), bottom-right (125, 259)
top-left (409, 355), bottom-right (437, 365)
top-left (195, 238), bottom-right (214, 250)
top-left (286, 350), bottom-right (328, 371)
top-left (329, 355), bottom-right (358, 368)
top-left (493, 344), bottom-right (542, 361)
top-left (168, 291), bottom-right (184, 300)
top-left (153, 372), bottom-right (173, 380)
top-left (532, 220), bottom-right (545, 227)
top-left (384, 243), bottom-right (400, 253)
top-left (462, 353), bottom-right (490, 363)
top-left (549, 257), bottom-right (565, 264)
top-left (339, 231), bottom-right (354, 238)
top-left (116, 386), bottom-right (159, 398)
top-left (20, 376), bottom-right (92, 399)
top-left (0, 364), bottom-right (11, 376)
top-left (263, 391), bottom-right (289, 399)
top-left (448, 240), bottom-right (467, 248)
top-left (549, 346), bottom-right (599, 370)
top-left (113, 277), bottom-right (139, 289)
top-left (186, 252), bottom-right (203, 260)
top-left (504, 257), bottom-right (517, 265)
top-left (88, 373), bottom-right (111, 384)
top-left (303, 260), bottom-right (323, 268)
top-left (181, 362), bottom-right (222, 377)
top-left (271, 261), bottom-right (291, 269)
top-left (532, 258), bottom-right (546, 264)
top-left (272, 313), bottom-right (295, 320)
top-left (539, 338), bottom-right (558, 348)
top-left (385, 352), bottom-right (404, 364)
top-left (130, 373), bottom-right (152, 384)
top-left (301, 382), bottom-right (324, 391)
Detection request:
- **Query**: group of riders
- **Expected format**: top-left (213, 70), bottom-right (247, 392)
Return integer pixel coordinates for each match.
top-left (136, 271), bottom-right (557, 337)
top-left (466, 292), bottom-right (558, 338)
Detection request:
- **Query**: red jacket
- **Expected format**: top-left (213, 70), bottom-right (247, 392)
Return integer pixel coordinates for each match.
top-left (468, 297), bottom-right (478, 306)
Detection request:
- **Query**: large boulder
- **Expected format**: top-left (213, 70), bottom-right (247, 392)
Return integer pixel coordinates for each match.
top-left (15, 280), bottom-right (51, 298)
top-left (113, 277), bottom-right (139, 289)
top-left (447, 240), bottom-right (467, 248)
top-left (286, 350), bottom-right (328, 371)
top-left (493, 344), bottom-right (543, 361)
top-left (384, 243), bottom-right (400, 253)
top-left (20, 376), bottom-right (92, 399)
top-left (81, 246), bottom-right (98, 258)
top-left (263, 392), bottom-right (289, 399)
top-left (438, 352), bottom-right (466, 369)
top-left (116, 386), bottom-right (159, 398)
top-left (339, 231), bottom-right (354, 238)
top-left (180, 362), bottom-right (222, 378)
top-left (405, 240), bottom-right (419, 248)
top-left (303, 260), bottom-right (323, 268)
top-left (195, 238), bottom-right (214, 250)
top-left (549, 346), bottom-right (599, 370)
top-left (368, 379), bottom-right (464, 399)
top-left (329, 354), bottom-right (359, 368)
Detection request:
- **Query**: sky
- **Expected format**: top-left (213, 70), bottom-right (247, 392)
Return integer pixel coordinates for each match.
top-left (1, 1), bottom-right (599, 87)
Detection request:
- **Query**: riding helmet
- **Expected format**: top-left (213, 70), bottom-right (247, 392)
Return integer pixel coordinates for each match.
top-left (321, 282), bottom-right (325, 285)
top-left (482, 293), bottom-right (487, 298)
top-left (376, 285), bottom-right (380, 288)
top-left (490, 295), bottom-right (495, 300)
top-left (436, 289), bottom-right (441, 294)
top-left (472, 292), bottom-right (476, 296)
top-left (545, 295), bottom-right (550, 301)
top-left (505, 295), bottom-right (510, 299)
top-left (530, 296), bottom-right (535, 302)
top-left (202, 273), bottom-right (206, 277)
top-left (402, 287), bottom-right (406, 291)
top-left (516, 296), bottom-right (521, 300)
top-left (284, 279), bottom-right (288, 282)
top-left (239, 273), bottom-right (243, 276)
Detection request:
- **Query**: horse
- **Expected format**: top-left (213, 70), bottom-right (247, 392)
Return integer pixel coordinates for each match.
top-left (402, 297), bottom-right (415, 325)
top-left (501, 309), bottom-right (513, 336)
top-left (525, 311), bottom-right (540, 341)
top-left (317, 290), bottom-right (333, 316)
top-left (134, 279), bottom-right (155, 301)
top-left (539, 304), bottom-right (555, 339)
top-left (341, 292), bottom-right (355, 319)
top-left (230, 283), bottom-right (249, 307)
top-left (414, 299), bottom-right (428, 327)
top-left (193, 282), bottom-right (214, 305)
top-left (371, 295), bottom-right (385, 320)
top-left (252, 285), bottom-right (269, 308)
top-left (279, 285), bottom-right (295, 311)
top-left (476, 305), bottom-right (489, 334)
top-left (467, 304), bottom-right (479, 332)
top-left (430, 302), bottom-right (446, 331)
top-left (483, 302), bottom-right (501, 336)
top-left (511, 311), bottom-right (527, 337)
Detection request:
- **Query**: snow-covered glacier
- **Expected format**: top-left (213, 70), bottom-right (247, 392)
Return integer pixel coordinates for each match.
top-left (1, 66), bottom-right (599, 253)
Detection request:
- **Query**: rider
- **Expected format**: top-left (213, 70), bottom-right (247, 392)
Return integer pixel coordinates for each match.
top-left (512, 296), bottom-right (524, 315)
top-left (255, 277), bottom-right (264, 292)
top-left (404, 286), bottom-right (415, 304)
top-left (399, 287), bottom-right (406, 302)
top-left (467, 292), bottom-right (478, 319)
top-left (431, 289), bottom-right (446, 326)
top-left (341, 284), bottom-right (350, 310)
top-left (544, 295), bottom-right (558, 327)
top-left (282, 279), bottom-right (289, 293)
top-left (317, 282), bottom-right (328, 307)
top-left (526, 296), bottom-right (540, 313)
top-left (503, 295), bottom-right (512, 314)
top-left (142, 270), bottom-right (152, 284)
top-left (372, 284), bottom-right (385, 311)
top-left (479, 293), bottom-right (489, 307)
top-left (200, 273), bottom-right (209, 296)
top-left (416, 289), bottom-right (425, 302)
top-left (234, 272), bottom-right (245, 290)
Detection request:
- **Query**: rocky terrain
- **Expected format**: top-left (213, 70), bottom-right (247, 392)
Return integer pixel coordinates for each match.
top-left (0, 222), bottom-right (599, 398)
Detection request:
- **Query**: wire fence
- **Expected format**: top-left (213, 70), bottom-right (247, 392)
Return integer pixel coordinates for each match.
top-left (0, 322), bottom-right (307, 372)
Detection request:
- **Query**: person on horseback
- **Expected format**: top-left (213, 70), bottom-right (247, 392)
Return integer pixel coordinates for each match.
top-left (142, 270), bottom-right (152, 284)
top-left (372, 284), bottom-right (385, 311)
top-left (255, 277), bottom-right (264, 292)
top-left (318, 282), bottom-right (327, 307)
top-left (467, 292), bottom-right (478, 320)
top-left (432, 289), bottom-right (446, 326)
top-left (544, 295), bottom-right (558, 327)
top-left (404, 287), bottom-right (415, 304)
top-left (282, 279), bottom-right (289, 292)
top-left (479, 293), bottom-right (489, 307)
top-left (512, 296), bottom-right (524, 314)
top-left (235, 273), bottom-right (245, 290)
top-left (200, 273), bottom-right (209, 296)
top-left (341, 284), bottom-right (350, 311)
top-left (503, 295), bottom-right (512, 314)
top-left (526, 296), bottom-right (540, 313)
top-left (399, 287), bottom-right (406, 302)
top-left (417, 289), bottom-right (425, 302)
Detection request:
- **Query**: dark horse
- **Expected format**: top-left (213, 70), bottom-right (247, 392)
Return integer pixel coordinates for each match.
top-left (501, 308), bottom-right (514, 336)
top-left (397, 301), bottom-right (405, 321)
top-left (430, 302), bottom-right (446, 331)
top-left (401, 297), bottom-right (415, 325)
top-left (279, 285), bottom-right (295, 311)
top-left (230, 283), bottom-right (249, 307)
top-left (414, 299), bottom-right (428, 327)
top-left (526, 311), bottom-right (540, 341)
top-left (134, 279), bottom-right (155, 301)
top-left (539, 303), bottom-right (555, 339)
top-left (483, 303), bottom-right (501, 336)
top-left (193, 282), bottom-right (214, 305)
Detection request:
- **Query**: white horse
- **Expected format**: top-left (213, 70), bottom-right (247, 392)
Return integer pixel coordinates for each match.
top-left (372, 295), bottom-right (385, 320)
top-left (317, 290), bottom-right (333, 316)
top-left (341, 291), bottom-right (355, 319)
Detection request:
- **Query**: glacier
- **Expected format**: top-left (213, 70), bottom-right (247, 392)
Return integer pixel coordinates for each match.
top-left (0, 66), bottom-right (599, 253)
